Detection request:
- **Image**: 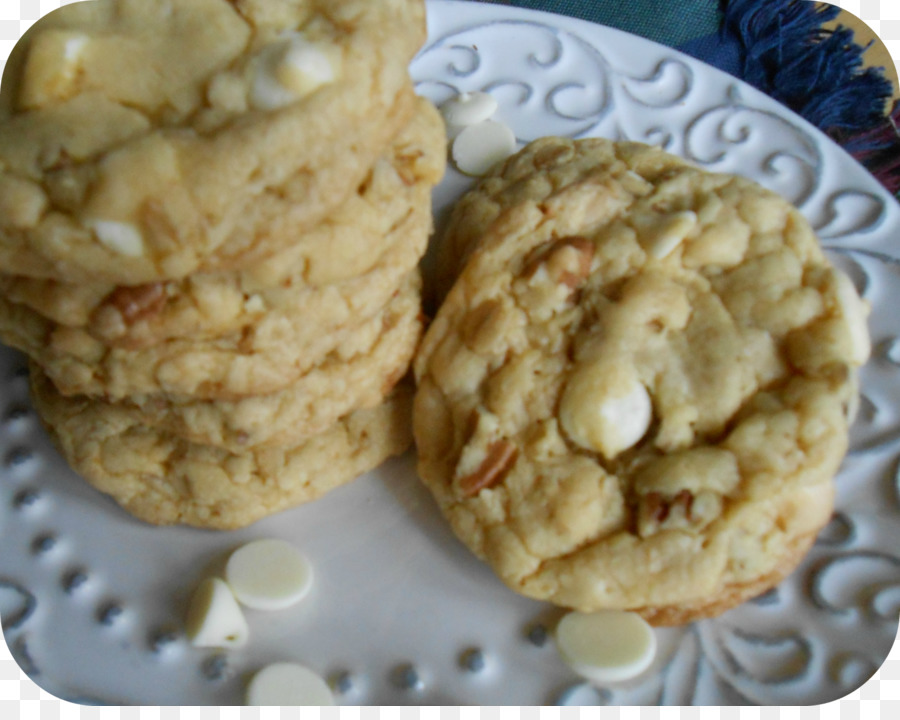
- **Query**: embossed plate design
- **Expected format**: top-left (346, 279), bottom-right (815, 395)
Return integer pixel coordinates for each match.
top-left (1, 0), bottom-right (899, 706)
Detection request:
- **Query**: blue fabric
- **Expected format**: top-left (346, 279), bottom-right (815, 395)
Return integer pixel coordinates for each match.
top-left (492, 0), bottom-right (721, 48)
top-left (682, 0), bottom-right (892, 135)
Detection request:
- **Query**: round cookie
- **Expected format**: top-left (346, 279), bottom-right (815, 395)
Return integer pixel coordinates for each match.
top-left (414, 137), bottom-right (868, 625)
top-left (0, 96), bottom-right (446, 349)
top-left (0, 0), bottom-right (425, 283)
top-left (30, 368), bottom-right (414, 530)
top-left (0, 233), bottom-right (426, 401)
top-left (119, 273), bottom-right (422, 452)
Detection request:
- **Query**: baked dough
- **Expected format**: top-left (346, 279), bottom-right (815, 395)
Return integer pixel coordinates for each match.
top-left (414, 137), bottom-right (867, 624)
top-left (32, 368), bottom-right (414, 530)
top-left (0, 97), bottom-right (445, 349)
top-left (0, 0), bottom-right (425, 283)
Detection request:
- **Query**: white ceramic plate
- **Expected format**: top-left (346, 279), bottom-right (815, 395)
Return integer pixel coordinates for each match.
top-left (2, 0), bottom-right (900, 706)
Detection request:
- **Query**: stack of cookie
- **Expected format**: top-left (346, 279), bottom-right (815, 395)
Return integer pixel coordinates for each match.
top-left (0, 0), bottom-right (445, 528)
top-left (415, 137), bottom-right (869, 624)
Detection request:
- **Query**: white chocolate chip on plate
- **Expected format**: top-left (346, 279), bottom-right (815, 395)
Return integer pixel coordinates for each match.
top-left (832, 268), bottom-right (871, 365)
top-left (441, 91), bottom-right (499, 137)
top-left (246, 663), bottom-right (335, 706)
top-left (451, 120), bottom-right (517, 176)
top-left (184, 577), bottom-right (249, 649)
top-left (89, 220), bottom-right (145, 258)
top-left (555, 610), bottom-right (657, 684)
top-left (225, 538), bottom-right (313, 611)
top-left (559, 362), bottom-right (653, 460)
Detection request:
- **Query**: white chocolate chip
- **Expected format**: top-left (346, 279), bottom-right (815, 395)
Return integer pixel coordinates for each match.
top-left (832, 269), bottom-right (871, 365)
top-left (184, 577), bottom-right (249, 649)
top-left (250, 36), bottom-right (338, 111)
top-left (445, 124), bottom-right (466, 141)
top-left (441, 91), bottom-right (499, 134)
top-left (225, 539), bottom-right (313, 611)
top-left (89, 220), bottom-right (145, 257)
top-left (244, 294), bottom-right (265, 313)
top-left (555, 610), bottom-right (657, 684)
top-left (279, 41), bottom-right (339, 93)
top-left (245, 663), bottom-right (335, 706)
top-left (559, 363), bottom-right (652, 460)
top-left (599, 381), bottom-right (653, 454)
top-left (451, 120), bottom-right (517, 176)
top-left (642, 210), bottom-right (697, 259)
top-left (249, 50), bottom-right (299, 111)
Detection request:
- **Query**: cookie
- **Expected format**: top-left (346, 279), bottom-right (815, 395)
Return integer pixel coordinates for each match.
top-left (0, 263), bottom-right (423, 399)
top-left (118, 274), bottom-right (422, 453)
top-left (0, 235), bottom-right (425, 400)
top-left (413, 137), bottom-right (868, 625)
top-left (0, 0), bottom-right (425, 283)
top-left (31, 368), bottom-right (414, 530)
top-left (0, 96), bottom-right (446, 349)
top-left (431, 136), bottom-right (691, 303)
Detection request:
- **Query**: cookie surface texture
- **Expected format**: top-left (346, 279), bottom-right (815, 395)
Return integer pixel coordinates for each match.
top-left (0, 267), bottom-right (423, 400)
top-left (0, 96), bottom-right (445, 350)
top-left (414, 137), bottom-right (867, 625)
top-left (117, 274), bottom-right (423, 452)
top-left (432, 135), bottom-right (691, 301)
top-left (0, 0), bottom-right (425, 283)
top-left (31, 368), bottom-right (414, 530)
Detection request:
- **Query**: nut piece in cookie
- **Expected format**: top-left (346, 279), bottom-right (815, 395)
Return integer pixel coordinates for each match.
top-left (457, 439), bottom-right (518, 497)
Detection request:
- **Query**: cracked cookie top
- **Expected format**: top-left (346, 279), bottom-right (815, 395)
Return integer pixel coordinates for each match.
top-left (0, 0), bottom-right (425, 283)
top-left (414, 137), bottom-right (868, 624)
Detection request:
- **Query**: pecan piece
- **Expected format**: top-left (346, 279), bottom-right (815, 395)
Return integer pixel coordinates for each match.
top-left (638, 489), bottom-right (695, 535)
top-left (103, 283), bottom-right (167, 324)
top-left (380, 365), bottom-right (408, 396)
top-left (396, 150), bottom-right (425, 186)
top-left (458, 440), bottom-right (518, 497)
top-left (643, 491), bottom-right (669, 523)
top-left (672, 489), bottom-right (694, 520)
